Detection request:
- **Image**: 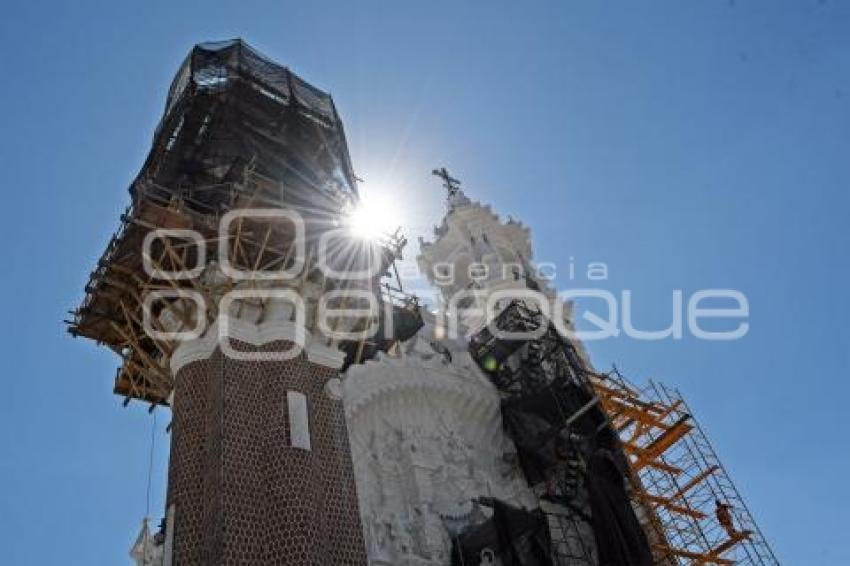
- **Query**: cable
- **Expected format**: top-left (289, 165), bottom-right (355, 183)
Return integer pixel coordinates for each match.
top-left (145, 409), bottom-right (157, 521)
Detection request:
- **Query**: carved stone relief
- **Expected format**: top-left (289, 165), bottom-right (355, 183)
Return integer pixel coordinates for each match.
top-left (343, 332), bottom-right (536, 565)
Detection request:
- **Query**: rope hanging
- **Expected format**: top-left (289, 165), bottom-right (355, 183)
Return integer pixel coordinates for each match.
top-left (145, 409), bottom-right (158, 521)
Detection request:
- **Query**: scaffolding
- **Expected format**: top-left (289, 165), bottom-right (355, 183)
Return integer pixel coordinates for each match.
top-left (591, 370), bottom-right (780, 565)
top-left (67, 167), bottom-right (415, 405)
top-left (465, 300), bottom-right (779, 565)
top-left (468, 301), bottom-right (653, 565)
top-left (67, 39), bottom-right (423, 406)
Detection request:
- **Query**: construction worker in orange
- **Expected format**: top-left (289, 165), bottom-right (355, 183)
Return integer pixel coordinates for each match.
top-left (715, 499), bottom-right (736, 538)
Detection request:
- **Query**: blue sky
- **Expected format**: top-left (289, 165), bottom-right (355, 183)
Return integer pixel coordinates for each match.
top-left (1, 1), bottom-right (847, 563)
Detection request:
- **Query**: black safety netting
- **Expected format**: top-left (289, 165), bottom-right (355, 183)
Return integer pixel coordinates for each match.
top-left (501, 383), bottom-right (606, 486)
top-left (133, 39), bottom-right (358, 211)
top-left (467, 301), bottom-right (654, 565)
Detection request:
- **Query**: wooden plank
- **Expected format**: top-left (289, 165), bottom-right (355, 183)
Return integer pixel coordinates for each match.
top-left (671, 465), bottom-right (720, 501)
top-left (631, 415), bottom-right (693, 471)
top-left (707, 530), bottom-right (753, 559)
top-left (635, 457), bottom-right (683, 475)
top-left (641, 493), bottom-right (707, 520)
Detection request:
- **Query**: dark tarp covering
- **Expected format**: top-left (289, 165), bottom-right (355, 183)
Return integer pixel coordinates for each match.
top-left (452, 500), bottom-right (552, 566)
top-left (339, 303), bottom-right (424, 369)
top-left (500, 384), bottom-right (606, 485)
top-left (585, 450), bottom-right (654, 566)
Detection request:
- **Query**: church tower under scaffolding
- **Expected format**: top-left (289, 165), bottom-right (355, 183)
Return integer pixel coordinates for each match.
top-left (68, 40), bottom-right (383, 565)
top-left (69, 40), bottom-right (779, 566)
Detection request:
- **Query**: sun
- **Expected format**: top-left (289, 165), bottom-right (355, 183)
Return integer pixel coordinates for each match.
top-left (345, 196), bottom-right (400, 240)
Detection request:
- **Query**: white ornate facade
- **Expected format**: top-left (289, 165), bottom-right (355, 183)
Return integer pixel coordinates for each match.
top-left (344, 323), bottom-right (536, 565)
top-left (344, 186), bottom-right (569, 565)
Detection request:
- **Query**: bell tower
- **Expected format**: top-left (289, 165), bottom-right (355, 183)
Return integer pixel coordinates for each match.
top-left (68, 40), bottom-right (378, 565)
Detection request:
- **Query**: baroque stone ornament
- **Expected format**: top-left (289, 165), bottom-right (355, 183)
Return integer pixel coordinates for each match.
top-left (343, 327), bottom-right (536, 565)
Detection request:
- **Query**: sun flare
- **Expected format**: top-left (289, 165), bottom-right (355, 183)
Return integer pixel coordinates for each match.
top-left (345, 196), bottom-right (400, 240)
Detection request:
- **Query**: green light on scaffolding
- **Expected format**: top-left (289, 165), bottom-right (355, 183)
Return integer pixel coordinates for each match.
top-left (483, 356), bottom-right (499, 373)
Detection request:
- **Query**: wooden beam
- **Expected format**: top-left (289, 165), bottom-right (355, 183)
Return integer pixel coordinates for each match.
top-left (706, 530), bottom-right (753, 561)
top-left (631, 415), bottom-right (693, 471)
top-left (641, 493), bottom-right (707, 520)
top-left (671, 465), bottom-right (720, 502)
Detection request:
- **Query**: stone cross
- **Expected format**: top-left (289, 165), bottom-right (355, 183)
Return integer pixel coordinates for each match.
top-left (432, 167), bottom-right (462, 200)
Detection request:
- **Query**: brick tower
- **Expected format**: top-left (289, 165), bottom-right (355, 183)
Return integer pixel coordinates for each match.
top-left (68, 40), bottom-right (382, 565)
